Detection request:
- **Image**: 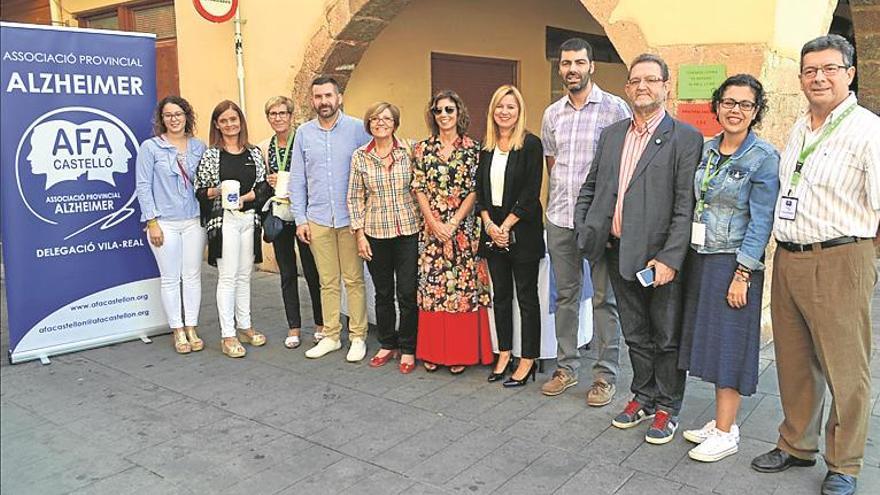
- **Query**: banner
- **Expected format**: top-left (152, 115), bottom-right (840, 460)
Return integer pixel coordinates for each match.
top-left (1, 23), bottom-right (165, 364)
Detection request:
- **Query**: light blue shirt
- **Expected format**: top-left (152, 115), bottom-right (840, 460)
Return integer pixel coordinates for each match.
top-left (135, 136), bottom-right (206, 222)
top-left (290, 111), bottom-right (371, 227)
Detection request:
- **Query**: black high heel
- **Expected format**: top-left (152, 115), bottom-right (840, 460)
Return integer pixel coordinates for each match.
top-left (488, 354), bottom-right (512, 382)
top-left (502, 361), bottom-right (537, 388)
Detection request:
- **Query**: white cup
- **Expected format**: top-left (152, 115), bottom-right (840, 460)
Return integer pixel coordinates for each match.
top-left (220, 179), bottom-right (241, 210)
top-left (274, 171), bottom-right (290, 198)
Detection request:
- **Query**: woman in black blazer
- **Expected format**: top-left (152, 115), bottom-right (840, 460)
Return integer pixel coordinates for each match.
top-left (476, 85), bottom-right (545, 387)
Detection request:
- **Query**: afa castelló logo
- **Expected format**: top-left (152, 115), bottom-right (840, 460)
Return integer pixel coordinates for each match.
top-left (16, 106), bottom-right (139, 239)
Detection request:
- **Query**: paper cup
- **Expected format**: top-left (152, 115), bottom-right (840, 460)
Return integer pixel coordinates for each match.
top-left (274, 171), bottom-right (290, 198)
top-left (220, 179), bottom-right (241, 210)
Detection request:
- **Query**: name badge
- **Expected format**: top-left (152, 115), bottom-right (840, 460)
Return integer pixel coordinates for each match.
top-left (691, 222), bottom-right (706, 246)
top-left (778, 196), bottom-right (798, 221)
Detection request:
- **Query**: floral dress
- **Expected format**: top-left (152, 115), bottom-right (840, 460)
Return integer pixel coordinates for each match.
top-left (411, 135), bottom-right (492, 366)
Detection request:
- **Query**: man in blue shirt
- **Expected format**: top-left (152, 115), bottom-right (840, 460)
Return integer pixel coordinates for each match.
top-left (290, 76), bottom-right (371, 361)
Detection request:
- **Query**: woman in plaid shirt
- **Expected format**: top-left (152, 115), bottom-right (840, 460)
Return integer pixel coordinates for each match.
top-left (347, 102), bottom-right (421, 374)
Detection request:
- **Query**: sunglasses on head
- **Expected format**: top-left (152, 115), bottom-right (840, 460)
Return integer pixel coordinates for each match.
top-left (431, 105), bottom-right (456, 116)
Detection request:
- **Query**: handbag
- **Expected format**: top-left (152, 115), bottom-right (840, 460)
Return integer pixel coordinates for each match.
top-left (262, 208), bottom-right (284, 243)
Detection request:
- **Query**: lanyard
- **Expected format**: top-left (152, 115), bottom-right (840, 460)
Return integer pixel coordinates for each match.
top-left (176, 154), bottom-right (191, 190)
top-left (787, 103), bottom-right (855, 195)
top-left (694, 151), bottom-right (729, 217)
top-left (272, 134), bottom-right (294, 172)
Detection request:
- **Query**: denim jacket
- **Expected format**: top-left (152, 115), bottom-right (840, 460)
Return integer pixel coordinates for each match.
top-left (692, 131), bottom-right (780, 270)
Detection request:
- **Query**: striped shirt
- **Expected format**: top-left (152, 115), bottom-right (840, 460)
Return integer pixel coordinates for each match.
top-left (541, 84), bottom-right (631, 228)
top-left (347, 138), bottom-right (421, 239)
top-left (611, 110), bottom-right (666, 238)
top-left (773, 93), bottom-right (880, 244)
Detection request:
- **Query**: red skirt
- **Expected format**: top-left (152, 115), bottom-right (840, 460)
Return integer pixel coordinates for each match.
top-left (416, 307), bottom-right (493, 366)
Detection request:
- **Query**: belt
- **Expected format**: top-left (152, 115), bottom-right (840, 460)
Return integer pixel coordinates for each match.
top-left (776, 236), bottom-right (868, 253)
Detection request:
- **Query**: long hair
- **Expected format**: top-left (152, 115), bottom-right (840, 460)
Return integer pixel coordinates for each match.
top-left (208, 100), bottom-right (251, 150)
top-left (425, 89), bottom-right (470, 137)
top-left (152, 95), bottom-right (196, 137)
top-left (483, 85), bottom-right (527, 151)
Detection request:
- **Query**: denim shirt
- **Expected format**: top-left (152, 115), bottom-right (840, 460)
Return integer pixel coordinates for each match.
top-left (290, 111), bottom-right (372, 228)
top-left (692, 131), bottom-right (780, 270)
top-left (136, 136), bottom-right (207, 222)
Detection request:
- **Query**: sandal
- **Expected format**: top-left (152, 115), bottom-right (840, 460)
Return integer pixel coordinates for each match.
top-left (237, 328), bottom-right (266, 347)
top-left (221, 337), bottom-right (246, 358)
top-left (284, 328), bottom-right (301, 349)
top-left (183, 326), bottom-right (203, 352)
top-left (423, 361), bottom-right (438, 372)
top-left (449, 365), bottom-right (467, 375)
top-left (173, 329), bottom-right (191, 354)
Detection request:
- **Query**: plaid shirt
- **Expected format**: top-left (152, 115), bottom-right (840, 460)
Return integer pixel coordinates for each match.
top-left (347, 138), bottom-right (421, 239)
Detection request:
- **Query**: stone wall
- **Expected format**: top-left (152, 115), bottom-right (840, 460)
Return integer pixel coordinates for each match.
top-left (852, 0), bottom-right (880, 113)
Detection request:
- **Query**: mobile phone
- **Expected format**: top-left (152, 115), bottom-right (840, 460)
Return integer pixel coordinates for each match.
top-left (636, 267), bottom-right (655, 287)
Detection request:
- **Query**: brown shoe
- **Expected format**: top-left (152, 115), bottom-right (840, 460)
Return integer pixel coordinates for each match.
top-left (541, 369), bottom-right (578, 396)
top-left (586, 378), bottom-right (616, 407)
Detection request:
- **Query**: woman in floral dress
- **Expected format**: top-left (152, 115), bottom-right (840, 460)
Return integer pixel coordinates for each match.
top-left (411, 90), bottom-right (493, 374)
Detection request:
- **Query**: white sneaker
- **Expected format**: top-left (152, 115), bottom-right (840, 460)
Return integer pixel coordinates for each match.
top-left (305, 337), bottom-right (341, 358)
top-left (346, 338), bottom-right (366, 362)
top-left (688, 428), bottom-right (739, 462)
top-left (683, 420), bottom-right (740, 444)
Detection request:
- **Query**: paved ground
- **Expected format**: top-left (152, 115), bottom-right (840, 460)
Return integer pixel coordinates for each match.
top-left (1, 266), bottom-right (878, 495)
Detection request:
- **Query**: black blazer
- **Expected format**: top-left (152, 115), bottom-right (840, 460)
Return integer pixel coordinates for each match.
top-left (574, 114), bottom-right (703, 280)
top-left (476, 132), bottom-right (545, 263)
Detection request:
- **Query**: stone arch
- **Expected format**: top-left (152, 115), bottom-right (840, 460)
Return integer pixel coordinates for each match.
top-left (292, 0), bottom-right (648, 122)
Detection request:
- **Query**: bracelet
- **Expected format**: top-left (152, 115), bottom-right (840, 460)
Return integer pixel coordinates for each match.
top-left (146, 219), bottom-right (159, 227)
top-left (449, 218), bottom-right (460, 228)
top-left (737, 264), bottom-right (752, 273)
top-left (485, 221), bottom-right (496, 233)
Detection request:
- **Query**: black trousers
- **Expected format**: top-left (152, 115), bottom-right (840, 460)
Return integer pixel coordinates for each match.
top-left (273, 221), bottom-right (323, 329)
top-left (487, 254), bottom-right (541, 359)
top-left (606, 245), bottom-right (686, 415)
top-left (366, 234), bottom-right (418, 354)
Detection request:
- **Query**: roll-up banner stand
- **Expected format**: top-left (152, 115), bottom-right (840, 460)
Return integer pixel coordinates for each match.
top-left (1, 22), bottom-right (166, 364)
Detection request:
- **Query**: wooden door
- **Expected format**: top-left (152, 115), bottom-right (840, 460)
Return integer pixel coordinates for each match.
top-left (431, 53), bottom-right (518, 140)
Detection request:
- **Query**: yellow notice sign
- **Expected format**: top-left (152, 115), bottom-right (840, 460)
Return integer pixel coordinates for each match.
top-left (678, 65), bottom-right (726, 100)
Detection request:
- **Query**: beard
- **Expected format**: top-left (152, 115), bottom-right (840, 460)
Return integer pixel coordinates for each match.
top-left (316, 103), bottom-right (338, 117)
top-left (565, 71), bottom-right (590, 92)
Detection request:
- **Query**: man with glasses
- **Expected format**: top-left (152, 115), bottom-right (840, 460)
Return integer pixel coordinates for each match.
top-left (540, 37), bottom-right (630, 404)
top-left (290, 76), bottom-right (372, 361)
top-left (574, 54), bottom-right (702, 445)
top-left (750, 35), bottom-right (880, 495)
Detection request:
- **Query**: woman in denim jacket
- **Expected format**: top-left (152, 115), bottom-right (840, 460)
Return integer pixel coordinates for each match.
top-left (678, 74), bottom-right (780, 463)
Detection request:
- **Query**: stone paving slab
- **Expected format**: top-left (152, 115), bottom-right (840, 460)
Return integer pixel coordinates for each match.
top-left (1, 267), bottom-right (879, 494)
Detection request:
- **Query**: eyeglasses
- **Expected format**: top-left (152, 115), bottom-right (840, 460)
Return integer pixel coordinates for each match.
top-left (267, 110), bottom-right (290, 119)
top-left (626, 77), bottom-right (666, 87)
top-left (369, 116), bottom-right (395, 125)
top-left (719, 98), bottom-right (757, 112)
top-left (800, 64), bottom-right (850, 79)
top-left (162, 112), bottom-right (185, 120)
top-left (431, 105), bottom-right (456, 116)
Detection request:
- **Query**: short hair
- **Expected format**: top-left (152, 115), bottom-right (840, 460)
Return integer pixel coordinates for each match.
top-left (426, 89), bottom-right (470, 137)
top-left (152, 95), bottom-right (196, 137)
top-left (311, 76), bottom-right (341, 93)
top-left (628, 53), bottom-right (670, 81)
top-left (559, 37), bottom-right (594, 61)
top-left (483, 85), bottom-right (527, 151)
top-left (800, 34), bottom-right (854, 69)
top-left (208, 99), bottom-right (251, 150)
top-left (710, 74), bottom-right (768, 130)
top-left (264, 95), bottom-right (294, 115)
top-left (363, 101), bottom-right (401, 135)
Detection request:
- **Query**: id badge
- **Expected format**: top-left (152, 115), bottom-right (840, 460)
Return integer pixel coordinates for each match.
top-left (778, 196), bottom-right (798, 221)
top-left (691, 222), bottom-right (707, 246)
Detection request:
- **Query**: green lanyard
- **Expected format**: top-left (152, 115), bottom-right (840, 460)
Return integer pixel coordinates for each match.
top-left (272, 134), bottom-right (294, 172)
top-left (787, 103), bottom-right (855, 195)
top-left (694, 151), bottom-right (729, 217)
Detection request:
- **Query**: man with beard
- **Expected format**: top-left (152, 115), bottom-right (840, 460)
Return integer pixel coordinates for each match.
top-left (291, 76), bottom-right (371, 361)
top-left (540, 38), bottom-right (630, 405)
top-left (574, 54), bottom-right (702, 445)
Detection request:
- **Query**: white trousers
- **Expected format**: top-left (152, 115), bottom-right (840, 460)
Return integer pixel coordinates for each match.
top-left (148, 217), bottom-right (205, 329)
top-left (216, 210), bottom-right (254, 337)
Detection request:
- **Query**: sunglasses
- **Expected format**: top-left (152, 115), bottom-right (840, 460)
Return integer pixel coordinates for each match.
top-left (431, 105), bottom-right (456, 116)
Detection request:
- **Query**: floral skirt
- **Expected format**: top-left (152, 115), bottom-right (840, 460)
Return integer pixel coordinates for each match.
top-left (416, 307), bottom-right (493, 366)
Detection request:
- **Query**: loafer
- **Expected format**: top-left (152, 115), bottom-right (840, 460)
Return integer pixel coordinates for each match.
top-left (305, 337), bottom-right (342, 358)
top-left (540, 369), bottom-right (578, 396)
top-left (586, 378), bottom-right (615, 407)
top-left (346, 338), bottom-right (367, 362)
top-left (822, 471), bottom-right (857, 495)
top-left (750, 448), bottom-right (816, 473)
